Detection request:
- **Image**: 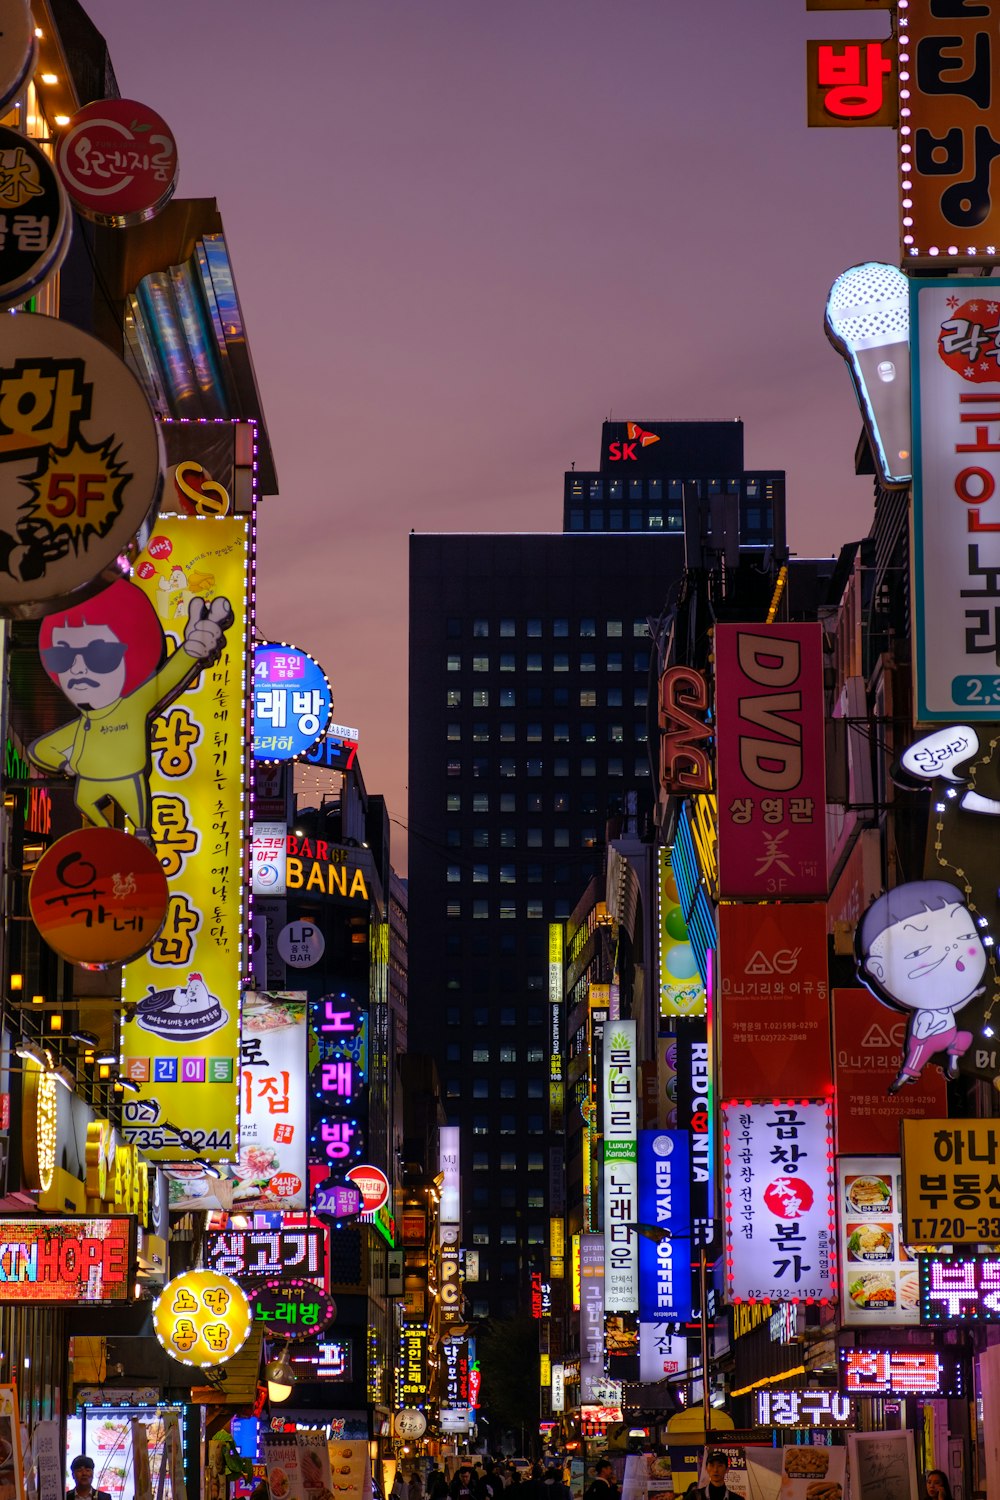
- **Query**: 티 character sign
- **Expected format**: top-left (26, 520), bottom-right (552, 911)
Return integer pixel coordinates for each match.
top-left (28, 578), bottom-right (232, 841)
top-left (856, 880), bottom-right (986, 1095)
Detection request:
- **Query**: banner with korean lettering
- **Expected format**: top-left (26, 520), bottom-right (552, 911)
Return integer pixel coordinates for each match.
top-left (722, 1100), bottom-right (837, 1304)
top-left (714, 624), bottom-right (826, 899)
top-left (912, 280), bottom-right (1000, 718)
top-left (603, 1021), bottom-right (638, 1313)
top-left (902, 1118), bottom-right (1000, 1246)
top-left (718, 903), bottom-right (831, 1097)
top-left (236, 992), bottom-right (307, 1211)
top-left (579, 1233), bottom-right (606, 1405)
top-left (833, 990), bottom-right (948, 1156)
top-left (637, 1130), bottom-right (692, 1324)
top-left (122, 515), bottom-right (248, 1162)
top-left (806, 37), bottom-right (895, 128)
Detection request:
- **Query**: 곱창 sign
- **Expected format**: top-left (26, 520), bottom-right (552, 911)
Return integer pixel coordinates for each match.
top-left (0, 127), bottom-right (71, 311)
top-left (0, 313), bottom-right (163, 616)
top-left (253, 642), bottom-right (333, 762)
top-left (0, 1216), bottom-right (134, 1303)
top-left (28, 826), bottom-right (168, 968)
top-left (55, 98), bottom-right (179, 227)
top-left (153, 1269), bottom-right (251, 1368)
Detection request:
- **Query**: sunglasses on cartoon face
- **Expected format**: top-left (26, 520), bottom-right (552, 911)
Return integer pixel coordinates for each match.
top-left (42, 640), bottom-right (128, 675)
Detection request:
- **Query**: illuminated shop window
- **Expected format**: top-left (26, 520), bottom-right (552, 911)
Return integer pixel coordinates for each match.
top-left (473, 689), bottom-right (489, 707)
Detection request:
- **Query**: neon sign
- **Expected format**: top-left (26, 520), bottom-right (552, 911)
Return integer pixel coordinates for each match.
top-left (0, 1217), bottom-right (133, 1303)
top-left (839, 1345), bottom-right (965, 1398)
top-left (919, 1253), bottom-right (1000, 1322)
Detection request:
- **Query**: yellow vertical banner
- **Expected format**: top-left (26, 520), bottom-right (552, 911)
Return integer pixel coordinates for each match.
top-left (122, 514), bottom-right (249, 1161)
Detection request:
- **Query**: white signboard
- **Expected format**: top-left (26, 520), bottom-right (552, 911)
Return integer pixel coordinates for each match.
top-left (603, 1020), bottom-right (638, 1313)
top-left (722, 1100), bottom-right (836, 1303)
top-left (639, 1324), bottom-right (687, 1384)
top-left (440, 1124), bottom-right (461, 1226)
top-left (912, 279), bottom-right (1000, 719)
top-left (551, 1362), bottom-right (565, 1413)
top-left (839, 1155), bottom-right (918, 1327)
top-left (237, 992), bottom-right (307, 1210)
top-left (251, 821), bottom-right (287, 896)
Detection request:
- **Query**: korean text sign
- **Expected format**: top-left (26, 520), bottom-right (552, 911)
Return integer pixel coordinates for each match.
top-left (919, 1252), bottom-right (1000, 1322)
top-left (714, 624), bottom-right (826, 898)
top-left (718, 903), bottom-right (831, 1097)
top-left (722, 1100), bottom-right (837, 1303)
top-left (603, 1020), bottom-right (638, 1313)
top-left (901, 1117), bottom-right (1000, 1245)
top-left (122, 514), bottom-right (249, 1162)
top-left (897, 2), bottom-right (1000, 266)
top-left (806, 38), bottom-right (895, 128)
top-left (253, 642), bottom-right (332, 761)
top-left (0, 1217), bottom-right (133, 1303)
top-left (237, 992), bottom-right (307, 1210)
top-left (637, 1130), bottom-right (692, 1324)
top-left (833, 990), bottom-right (947, 1156)
top-left (911, 280), bottom-right (1000, 718)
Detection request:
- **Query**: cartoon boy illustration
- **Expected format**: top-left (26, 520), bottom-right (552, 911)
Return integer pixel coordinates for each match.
top-left (856, 879), bottom-right (984, 1093)
top-left (29, 577), bottom-right (232, 839)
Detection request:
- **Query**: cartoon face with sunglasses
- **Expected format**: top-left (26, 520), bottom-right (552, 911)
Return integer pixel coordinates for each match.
top-left (29, 578), bottom-right (233, 840)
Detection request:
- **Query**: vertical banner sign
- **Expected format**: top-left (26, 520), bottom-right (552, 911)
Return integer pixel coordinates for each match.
top-left (832, 990), bottom-right (947, 1156)
top-left (897, 4), bottom-right (1000, 267)
top-left (718, 903), bottom-right (832, 1097)
top-left (440, 1125), bottom-right (461, 1226)
top-left (658, 850), bottom-right (706, 1018)
top-left (236, 992), bottom-right (307, 1211)
top-left (603, 1020), bottom-right (638, 1313)
top-left (308, 998), bottom-right (368, 1191)
top-left (122, 515), bottom-right (248, 1162)
top-left (911, 279), bottom-right (1000, 719)
top-left (838, 1156), bottom-right (918, 1328)
top-left (715, 623), bottom-right (826, 899)
top-left (639, 1326), bottom-right (689, 1386)
top-left (580, 1234), bottom-right (606, 1405)
top-left (722, 1100), bottom-right (837, 1304)
top-left (637, 1129), bottom-right (693, 1323)
top-left (549, 924), bottom-right (565, 1131)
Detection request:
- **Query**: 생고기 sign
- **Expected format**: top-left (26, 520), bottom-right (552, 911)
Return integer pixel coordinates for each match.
top-left (28, 826), bottom-right (168, 967)
top-left (121, 514), bottom-right (249, 1162)
top-left (0, 313), bottom-right (163, 615)
top-left (253, 642), bottom-right (333, 762)
top-left (153, 1269), bottom-right (251, 1368)
top-left (55, 98), bottom-right (178, 228)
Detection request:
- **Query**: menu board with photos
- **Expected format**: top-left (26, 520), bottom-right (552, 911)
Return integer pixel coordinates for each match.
top-left (839, 1157), bottom-right (919, 1327)
top-left (779, 1442), bottom-right (847, 1500)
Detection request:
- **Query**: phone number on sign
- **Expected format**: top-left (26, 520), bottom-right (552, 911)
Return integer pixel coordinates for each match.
top-left (124, 1127), bottom-right (233, 1152)
top-left (909, 1217), bottom-right (1000, 1241)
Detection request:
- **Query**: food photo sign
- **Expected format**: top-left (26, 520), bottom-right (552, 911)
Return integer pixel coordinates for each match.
top-left (838, 1156), bottom-right (919, 1326)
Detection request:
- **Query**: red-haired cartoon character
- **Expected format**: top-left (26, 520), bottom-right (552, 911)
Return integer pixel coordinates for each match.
top-left (29, 577), bottom-right (232, 838)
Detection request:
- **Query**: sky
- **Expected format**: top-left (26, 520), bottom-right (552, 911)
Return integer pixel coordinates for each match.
top-left (81, 1), bottom-right (898, 872)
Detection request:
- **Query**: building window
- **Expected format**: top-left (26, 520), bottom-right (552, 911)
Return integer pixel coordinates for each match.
top-left (473, 619), bottom-right (489, 637)
top-left (527, 864), bottom-right (542, 883)
top-left (500, 619), bottom-right (515, 637)
top-left (581, 722), bottom-right (597, 743)
top-left (447, 654), bottom-right (461, 672)
top-left (609, 724), bottom-right (624, 743)
top-left (609, 478), bottom-right (622, 500)
top-left (634, 618), bottom-right (650, 637)
top-left (473, 900), bottom-right (488, 919)
top-left (473, 1153), bottom-right (489, 1171)
top-left (580, 653), bottom-right (596, 672)
top-left (447, 794), bottom-right (461, 812)
top-left (446, 901), bottom-right (461, 921)
top-left (474, 1007), bottom-right (489, 1026)
top-left (500, 1080), bottom-right (516, 1098)
top-left (500, 758), bottom-right (516, 778)
top-left (500, 1154), bottom-right (517, 1172)
top-left (447, 865), bottom-right (461, 883)
top-left (446, 1043), bottom-right (461, 1062)
top-left (500, 1007), bottom-right (516, 1025)
top-left (608, 758), bottom-right (624, 776)
top-left (527, 901), bottom-right (544, 919)
top-left (553, 792), bottom-right (570, 812)
top-left (527, 758), bottom-right (543, 777)
top-left (473, 1047), bottom-right (490, 1064)
top-left (527, 828), bottom-right (543, 847)
top-left (473, 828), bottom-right (489, 848)
top-left (473, 1117), bottom-right (488, 1136)
top-left (580, 618), bottom-right (596, 637)
top-left (607, 652), bottom-right (622, 672)
top-left (634, 687), bottom-right (648, 707)
top-left (500, 1046), bottom-right (517, 1063)
top-left (447, 1079), bottom-right (462, 1097)
top-left (526, 1225), bottom-right (544, 1244)
top-left (527, 1047), bottom-right (544, 1063)
top-left (527, 1153), bottom-right (544, 1171)
top-left (554, 654), bottom-right (569, 672)
top-left (447, 723), bottom-right (461, 742)
top-left (500, 828), bottom-right (516, 848)
top-left (527, 723), bottom-right (542, 742)
top-left (527, 654), bottom-right (542, 672)
top-left (500, 654), bottom-right (515, 671)
top-left (649, 478), bottom-right (663, 500)
top-left (472, 793), bottom-right (490, 812)
top-left (500, 722), bottom-right (515, 742)
top-left (527, 1080), bottom-right (544, 1098)
top-left (500, 793), bottom-right (516, 811)
top-left (500, 864), bottom-right (516, 884)
top-left (500, 1114), bottom-right (516, 1134)
top-left (500, 1223), bottom-right (517, 1242)
top-left (473, 655), bottom-right (489, 672)
top-left (581, 758), bottom-right (597, 777)
top-left (500, 901), bottom-right (516, 920)
top-left (610, 509), bottom-right (623, 530)
top-left (580, 689), bottom-right (596, 707)
top-left (447, 760), bottom-right (461, 777)
top-left (527, 1191), bottom-right (545, 1209)
top-left (635, 757), bottom-right (650, 776)
top-left (634, 651), bottom-right (650, 672)
top-left (446, 1007), bottom-right (460, 1025)
top-left (553, 724), bottom-right (569, 742)
top-left (553, 828), bottom-right (569, 847)
top-left (500, 687), bottom-right (515, 707)
top-left (447, 617), bottom-right (462, 638)
top-left (472, 757), bottom-right (488, 777)
top-left (589, 479), bottom-right (603, 499)
top-left (473, 689), bottom-right (489, 707)
top-left (569, 510), bottom-right (583, 531)
top-left (527, 619), bottom-right (542, 637)
top-left (634, 721), bottom-right (648, 743)
top-left (472, 1079), bottom-right (488, 1098)
top-left (473, 865), bottom-right (488, 883)
top-left (607, 619), bottom-right (623, 637)
top-left (553, 619), bottom-right (569, 637)
top-left (582, 828), bottom-right (599, 848)
top-left (472, 723), bottom-right (489, 742)
top-left (472, 1224), bottom-right (490, 1243)
top-left (555, 898), bottom-right (571, 917)
top-left (446, 828), bottom-right (461, 848)
top-left (446, 690), bottom-right (461, 708)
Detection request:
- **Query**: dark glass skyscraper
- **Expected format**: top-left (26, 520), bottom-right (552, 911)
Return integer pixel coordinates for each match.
top-left (407, 421), bottom-right (785, 1317)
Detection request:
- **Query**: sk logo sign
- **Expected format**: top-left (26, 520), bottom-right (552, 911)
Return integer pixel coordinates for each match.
top-left (608, 422), bottom-right (661, 461)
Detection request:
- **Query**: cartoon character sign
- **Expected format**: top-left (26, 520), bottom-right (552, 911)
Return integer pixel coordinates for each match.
top-left (28, 577), bottom-right (232, 838)
top-left (856, 880), bottom-right (985, 1093)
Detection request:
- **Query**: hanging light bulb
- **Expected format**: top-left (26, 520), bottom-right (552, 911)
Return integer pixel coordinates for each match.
top-left (265, 1346), bottom-right (296, 1404)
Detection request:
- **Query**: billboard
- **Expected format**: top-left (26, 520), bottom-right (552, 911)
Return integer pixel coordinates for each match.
top-left (121, 513), bottom-right (249, 1162)
top-left (833, 989), bottom-right (948, 1155)
top-left (714, 624), bottom-right (827, 898)
top-left (718, 902), bottom-right (831, 1097)
top-left (579, 1234), bottom-right (605, 1405)
top-left (236, 992), bottom-right (307, 1211)
top-left (440, 1125), bottom-right (461, 1226)
top-left (722, 1100), bottom-right (837, 1303)
top-left (637, 1129), bottom-right (692, 1324)
top-left (901, 1118), bottom-right (1000, 1245)
top-left (603, 1021), bottom-right (638, 1314)
top-left (912, 279), bottom-right (1000, 719)
top-left (839, 1346), bottom-right (965, 1399)
top-left (658, 851), bottom-right (706, 1018)
top-left (838, 1156), bottom-right (918, 1327)
top-left (0, 1217), bottom-right (133, 1303)
top-left (919, 1252), bottom-right (1000, 1322)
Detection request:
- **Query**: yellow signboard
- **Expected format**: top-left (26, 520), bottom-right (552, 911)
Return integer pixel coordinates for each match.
top-left (902, 1118), bottom-right (1000, 1246)
top-left (153, 1269), bottom-right (251, 1368)
top-left (122, 515), bottom-right (249, 1161)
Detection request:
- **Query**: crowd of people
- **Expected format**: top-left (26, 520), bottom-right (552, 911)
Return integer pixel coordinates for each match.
top-left (393, 1455), bottom-right (584, 1500)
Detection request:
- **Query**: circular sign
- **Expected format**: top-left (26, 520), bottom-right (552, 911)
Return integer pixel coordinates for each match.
top-left (0, 1), bottom-right (36, 118)
top-left (251, 1279), bottom-right (336, 1342)
top-left (253, 642), bottom-right (333, 762)
top-left (55, 98), bottom-right (179, 227)
top-left (0, 127), bottom-right (71, 311)
top-left (29, 826), bottom-right (169, 967)
top-left (0, 313), bottom-right (164, 617)
top-left (345, 1163), bottom-right (390, 1214)
top-left (153, 1270), bottom-right (251, 1368)
top-left (277, 920), bottom-right (325, 969)
top-left (394, 1410), bottom-right (427, 1440)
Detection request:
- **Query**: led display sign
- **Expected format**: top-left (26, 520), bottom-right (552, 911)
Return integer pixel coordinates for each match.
top-left (251, 1278), bottom-right (336, 1341)
top-left (399, 1324), bottom-right (428, 1401)
top-left (579, 1234), bottom-right (605, 1405)
top-left (919, 1253), bottom-right (1000, 1323)
top-left (309, 996), bottom-right (368, 1196)
top-left (756, 1389), bottom-right (852, 1428)
top-left (0, 1217), bottom-right (133, 1303)
top-left (288, 1336), bottom-right (352, 1382)
top-left (839, 1345), bottom-right (965, 1398)
top-left (301, 722), bottom-right (360, 772)
top-left (549, 924), bottom-right (565, 1131)
top-left (203, 1226), bottom-right (326, 1287)
top-left (153, 1269), bottom-right (252, 1368)
top-left (253, 641), bottom-right (333, 762)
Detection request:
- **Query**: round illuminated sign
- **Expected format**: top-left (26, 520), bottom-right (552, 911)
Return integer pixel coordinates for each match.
top-left (29, 827), bottom-right (169, 967)
top-left (0, 127), bottom-right (71, 311)
top-left (277, 920), bottom-right (325, 969)
top-left (394, 1409), bottom-right (427, 1439)
top-left (345, 1164), bottom-right (390, 1214)
top-left (253, 642), bottom-right (333, 762)
top-left (55, 98), bottom-right (179, 227)
top-left (0, 1), bottom-right (36, 118)
top-left (0, 313), bottom-right (164, 617)
top-left (251, 1278), bottom-right (336, 1342)
top-left (153, 1269), bottom-right (251, 1368)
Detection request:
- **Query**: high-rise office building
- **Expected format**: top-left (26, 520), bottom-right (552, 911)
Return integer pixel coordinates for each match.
top-left (407, 421), bottom-right (785, 1317)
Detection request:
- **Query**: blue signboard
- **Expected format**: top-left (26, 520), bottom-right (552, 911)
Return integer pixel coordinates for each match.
top-left (670, 819), bottom-right (716, 986)
top-left (253, 642), bottom-right (333, 762)
top-left (638, 1128), bottom-right (693, 1324)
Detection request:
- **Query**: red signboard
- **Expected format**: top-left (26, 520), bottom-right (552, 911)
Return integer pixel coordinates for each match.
top-left (55, 98), bottom-right (179, 227)
top-left (715, 623), bottom-right (827, 898)
top-left (658, 666), bottom-right (712, 794)
top-left (832, 988), bottom-right (948, 1155)
top-left (718, 903), bottom-right (832, 1097)
top-left (0, 1217), bottom-right (134, 1302)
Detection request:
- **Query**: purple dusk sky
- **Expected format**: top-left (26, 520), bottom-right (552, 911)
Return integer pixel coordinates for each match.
top-left (83, 1), bottom-right (896, 872)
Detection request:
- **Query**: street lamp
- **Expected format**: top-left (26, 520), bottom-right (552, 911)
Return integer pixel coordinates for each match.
top-left (629, 1224), bottom-right (712, 1437)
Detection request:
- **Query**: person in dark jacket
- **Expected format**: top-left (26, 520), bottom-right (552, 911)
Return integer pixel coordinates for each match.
top-left (67, 1455), bottom-right (112, 1500)
top-left (686, 1451), bottom-right (741, 1500)
top-left (584, 1459), bottom-right (619, 1500)
top-left (451, 1464), bottom-right (478, 1500)
top-left (542, 1468), bottom-right (570, 1500)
